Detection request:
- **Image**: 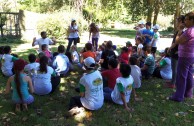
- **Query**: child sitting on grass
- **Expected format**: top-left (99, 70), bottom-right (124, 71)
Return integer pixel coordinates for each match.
top-left (129, 56), bottom-right (142, 101)
top-left (96, 45), bottom-right (104, 63)
top-left (24, 54), bottom-right (40, 76)
top-left (119, 47), bottom-right (129, 64)
top-left (71, 45), bottom-right (80, 64)
top-left (1, 46), bottom-right (18, 77)
top-left (41, 44), bottom-right (52, 59)
top-left (104, 63), bottom-right (134, 111)
top-left (5, 59), bottom-right (34, 112)
top-left (68, 57), bottom-right (104, 114)
top-left (101, 59), bottom-right (121, 90)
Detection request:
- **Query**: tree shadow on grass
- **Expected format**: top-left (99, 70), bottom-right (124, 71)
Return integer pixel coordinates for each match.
top-left (101, 29), bottom-right (136, 38)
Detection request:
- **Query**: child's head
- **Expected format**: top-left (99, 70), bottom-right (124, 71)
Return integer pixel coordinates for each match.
top-left (132, 46), bottom-right (137, 53)
top-left (121, 47), bottom-right (128, 53)
top-left (40, 31), bottom-right (47, 39)
top-left (120, 63), bottom-right (131, 78)
top-left (106, 41), bottom-right (113, 49)
top-left (38, 52), bottom-right (45, 59)
top-left (146, 22), bottom-right (151, 29)
top-left (135, 36), bottom-right (144, 45)
top-left (28, 53), bottom-right (36, 63)
top-left (129, 56), bottom-right (138, 65)
top-left (84, 57), bottom-right (96, 70)
top-left (159, 50), bottom-right (165, 57)
top-left (14, 59), bottom-right (27, 72)
top-left (152, 24), bottom-right (160, 33)
top-left (39, 56), bottom-right (48, 73)
top-left (65, 51), bottom-right (72, 63)
top-left (98, 45), bottom-right (105, 51)
top-left (142, 46), bottom-right (151, 56)
top-left (108, 59), bottom-right (118, 69)
top-left (112, 45), bottom-right (117, 51)
top-left (58, 45), bottom-right (65, 53)
top-left (85, 43), bottom-right (93, 51)
top-left (126, 41), bottom-right (132, 47)
top-left (164, 47), bottom-right (170, 57)
top-left (41, 44), bottom-right (48, 51)
top-left (3, 46), bottom-right (11, 54)
top-left (0, 46), bottom-right (4, 54)
top-left (71, 45), bottom-right (77, 51)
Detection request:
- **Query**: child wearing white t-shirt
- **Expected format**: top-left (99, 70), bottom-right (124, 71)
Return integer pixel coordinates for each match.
top-left (68, 57), bottom-right (104, 115)
top-left (24, 54), bottom-right (40, 77)
top-left (71, 45), bottom-right (80, 64)
top-left (1, 46), bottom-right (18, 77)
top-left (104, 63), bottom-right (134, 111)
top-left (135, 36), bottom-right (144, 57)
top-left (151, 24), bottom-right (160, 58)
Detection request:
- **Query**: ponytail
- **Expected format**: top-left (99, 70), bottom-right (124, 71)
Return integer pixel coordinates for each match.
top-left (39, 56), bottom-right (48, 73)
top-left (14, 70), bottom-right (23, 101)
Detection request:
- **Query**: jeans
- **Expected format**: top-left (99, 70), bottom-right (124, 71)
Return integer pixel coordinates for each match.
top-left (103, 87), bottom-right (113, 102)
top-left (92, 38), bottom-right (99, 51)
top-left (171, 57), bottom-right (178, 85)
top-left (171, 57), bottom-right (194, 101)
top-left (66, 37), bottom-right (79, 52)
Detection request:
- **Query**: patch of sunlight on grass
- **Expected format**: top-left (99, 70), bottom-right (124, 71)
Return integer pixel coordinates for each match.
top-left (59, 86), bottom-right (66, 91)
top-left (156, 84), bottom-right (161, 88)
top-left (144, 92), bottom-right (149, 95)
top-left (73, 108), bottom-right (92, 123)
top-left (60, 78), bottom-right (67, 84)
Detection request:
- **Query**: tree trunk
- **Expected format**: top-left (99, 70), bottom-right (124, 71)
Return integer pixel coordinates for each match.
top-left (174, 1), bottom-right (180, 32)
top-left (153, 0), bottom-right (161, 25)
top-left (146, 0), bottom-right (154, 22)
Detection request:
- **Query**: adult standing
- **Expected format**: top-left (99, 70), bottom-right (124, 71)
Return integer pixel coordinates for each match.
top-left (89, 23), bottom-right (100, 51)
top-left (166, 15), bottom-right (185, 88)
top-left (66, 19), bottom-right (79, 52)
top-left (32, 31), bottom-right (56, 52)
top-left (169, 12), bottom-right (194, 102)
top-left (141, 22), bottom-right (154, 46)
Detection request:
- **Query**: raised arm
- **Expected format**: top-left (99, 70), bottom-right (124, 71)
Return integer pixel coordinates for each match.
top-left (5, 77), bottom-right (12, 94)
top-left (32, 37), bottom-right (36, 46)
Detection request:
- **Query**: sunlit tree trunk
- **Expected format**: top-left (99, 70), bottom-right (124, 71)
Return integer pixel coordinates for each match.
top-left (174, 1), bottom-right (181, 31)
top-left (153, 0), bottom-right (161, 25)
top-left (146, 0), bottom-right (154, 22)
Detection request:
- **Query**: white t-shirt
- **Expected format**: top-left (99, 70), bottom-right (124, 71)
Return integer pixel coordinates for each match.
top-left (95, 51), bottom-right (102, 62)
top-left (151, 32), bottom-right (160, 47)
top-left (91, 26), bottom-right (100, 38)
top-left (130, 65), bottom-right (141, 88)
top-left (160, 57), bottom-right (172, 80)
top-left (34, 38), bottom-right (54, 52)
top-left (33, 66), bottom-right (54, 95)
top-left (68, 25), bottom-right (79, 38)
top-left (1, 54), bottom-right (16, 76)
top-left (137, 43), bottom-right (143, 56)
top-left (72, 51), bottom-right (80, 63)
top-left (114, 50), bottom-right (119, 57)
top-left (53, 54), bottom-right (69, 73)
top-left (111, 75), bottom-right (134, 105)
top-left (24, 62), bottom-right (40, 74)
top-left (80, 70), bottom-right (104, 110)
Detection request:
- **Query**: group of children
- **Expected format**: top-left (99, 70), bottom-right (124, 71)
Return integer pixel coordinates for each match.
top-left (0, 25), bottom-right (174, 114)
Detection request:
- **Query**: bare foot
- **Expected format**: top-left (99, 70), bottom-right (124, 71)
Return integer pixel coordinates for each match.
top-left (22, 104), bottom-right (28, 111)
top-left (15, 104), bottom-right (21, 112)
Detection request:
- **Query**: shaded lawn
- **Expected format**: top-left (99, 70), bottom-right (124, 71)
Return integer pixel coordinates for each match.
top-left (0, 41), bottom-right (194, 126)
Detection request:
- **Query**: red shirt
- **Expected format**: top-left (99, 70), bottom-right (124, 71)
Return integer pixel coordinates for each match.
top-left (119, 52), bottom-right (129, 64)
top-left (82, 51), bottom-right (96, 59)
top-left (101, 68), bottom-right (121, 89)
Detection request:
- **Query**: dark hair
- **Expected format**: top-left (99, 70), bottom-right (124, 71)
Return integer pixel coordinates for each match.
top-left (41, 44), bottom-right (47, 51)
top-left (132, 46), bottom-right (137, 52)
top-left (108, 59), bottom-right (118, 68)
top-left (164, 47), bottom-right (170, 57)
top-left (99, 45), bottom-right (105, 51)
top-left (39, 56), bottom-right (48, 73)
top-left (65, 51), bottom-right (72, 63)
top-left (3, 46), bottom-right (11, 54)
top-left (129, 56), bottom-right (138, 65)
top-left (90, 23), bottom-right (99, 33)
top-left (121, 47), bottom-right (128, 53)
top-left (28, 53), bottom-right (36, 63)
top-left (58, 45), bottom-right (65, 53)
top-left (185, 12), bottom-right (194, 23)
top-left (11, 53), bottom-right (18, 58)
top-left (120, 63), bottom-right (131, 78)
top-left (177, 15), bottom-right (185, 23)
top-left (146, 22), bottom-right (151, 26)
top-left (40, 31), bottom-right (46, 36)
top-left (106, 41), bottom-right (113, 49)
top-left (71, 20), bottom-right (76, 26)
top-left (136, 36), bottom-right (144, 44)
top-left (53, 52), bottom-right (59, 58)
top-left (85, 43), bottom-right (93, 51)
top-left (0, 46), bottom-right (4, 54)
top-left (38, 52), bottom-right (45, 58)
top-left (142, 46), bottom-right (151, 53)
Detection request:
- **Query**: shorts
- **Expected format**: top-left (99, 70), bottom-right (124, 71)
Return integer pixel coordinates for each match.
top-left (151, 47), bottom-right (157, 54)
top-left (12, 95), bottom-right (34, 104)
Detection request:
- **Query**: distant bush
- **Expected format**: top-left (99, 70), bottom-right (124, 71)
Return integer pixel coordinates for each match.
top-left (167, 26), bottom-right (174, 32)
top-left (37, 11), bottom-right (88, 40)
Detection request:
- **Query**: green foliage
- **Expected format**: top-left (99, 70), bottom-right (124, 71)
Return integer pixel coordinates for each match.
top-left (167, 26), bottom-right (174, 32)
top-left (36, 12), bottom-right (88, 40)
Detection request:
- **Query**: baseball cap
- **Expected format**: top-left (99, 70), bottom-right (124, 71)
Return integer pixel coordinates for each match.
top-left (138, 21), bottom-right (145, 25)
top-left (71, 19), bottom-right (76, 22)
top-left (152, 24), bottom-right (160, 30)
top-left (126, 41), bottom-right (132, 45)
top-left (84, 57), bottom-right (95, 69)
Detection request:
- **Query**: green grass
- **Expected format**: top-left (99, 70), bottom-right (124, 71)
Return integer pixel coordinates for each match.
top-left (101, 29), bottom-right (136, 38)
top-left (0, 39), bottom-right (194, 126)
